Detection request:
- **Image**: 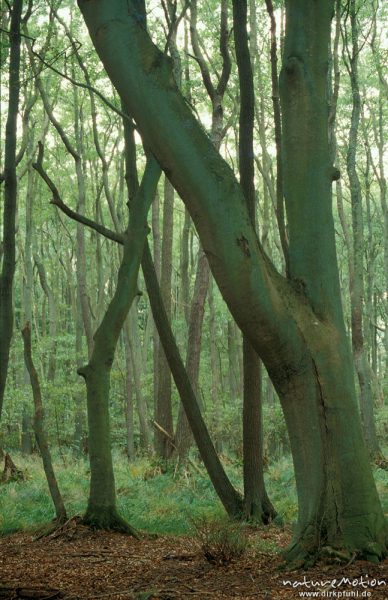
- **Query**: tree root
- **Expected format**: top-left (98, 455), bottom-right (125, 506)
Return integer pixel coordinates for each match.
top-left (282, 535), bottom-right (388, 569)
top-left (82, 506), bottom-right (140, 538)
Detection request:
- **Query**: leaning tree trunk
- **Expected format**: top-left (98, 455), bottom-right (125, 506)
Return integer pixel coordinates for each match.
top-left (22, 322), bottom-right (67, 523)
top-left (174, 0), bottom-right (231, 459)
top-left (154, 176), bottom-right (174, 459)
top-left (78, 0), bottom-right (387, 563)
top-left (0, 0), bottom-right (23, 419)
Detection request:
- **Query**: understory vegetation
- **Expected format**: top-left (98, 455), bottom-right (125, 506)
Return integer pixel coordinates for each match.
top-left (1, 441), bottom-right (387, 538)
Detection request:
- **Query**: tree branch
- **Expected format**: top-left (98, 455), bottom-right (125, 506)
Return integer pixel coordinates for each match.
top-left (32, 142), bottom-right (124, 245)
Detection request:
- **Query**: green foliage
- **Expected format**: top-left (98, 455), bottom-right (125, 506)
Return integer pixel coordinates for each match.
top-left (1, 451), bottom-right (386, 538)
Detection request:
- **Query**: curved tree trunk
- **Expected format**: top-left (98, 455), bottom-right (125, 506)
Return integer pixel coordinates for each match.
top-left (78, 157), bottom-right (160, 531)
top-left (78, 0), bottom-right (387, 562)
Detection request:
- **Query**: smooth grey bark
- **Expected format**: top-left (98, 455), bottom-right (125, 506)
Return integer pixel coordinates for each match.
top-left (0, 0), bottom-right (23, 419)
top-left (79, 0), bottom-right (388, 563)
top-left (233, 0), bottom-right (275, 523)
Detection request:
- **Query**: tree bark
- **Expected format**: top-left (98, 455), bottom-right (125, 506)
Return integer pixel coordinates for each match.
top-left (35, 257), bottom-right (58, 382)
top-left (142, 243), bottom-right (243, 517)
top-left (345, 1), bottom-right (381, 459)
top-left (78, 0), bottom-right (388, 562)
top-left (78, 157), bottom-right (160, 531)
top-left (0, 0), bottom-right (23, 419)
top-left (22, 322), bottom-right (67, 523)
top-left (233, 0), bottom-right (275, 523)
top-left (154, 177), bottom-right (174, 459)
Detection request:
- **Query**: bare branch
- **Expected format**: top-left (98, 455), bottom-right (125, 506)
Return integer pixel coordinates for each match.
top-left (32, 142), bottom-right (124, 245)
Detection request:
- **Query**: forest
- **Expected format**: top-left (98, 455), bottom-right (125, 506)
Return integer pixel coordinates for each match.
top-left (0, 0), bottom-right (387, 598)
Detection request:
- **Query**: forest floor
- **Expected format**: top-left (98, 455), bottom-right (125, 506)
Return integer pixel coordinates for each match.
top-left (0, 520), bottom-right (387, 600)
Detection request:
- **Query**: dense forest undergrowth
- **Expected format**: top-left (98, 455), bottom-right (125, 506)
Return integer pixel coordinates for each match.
top-left (1, 445), bottom-right (388, 537)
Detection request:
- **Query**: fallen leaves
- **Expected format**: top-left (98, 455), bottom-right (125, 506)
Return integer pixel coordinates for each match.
top-left (0, 525), bottom-right (386, 599)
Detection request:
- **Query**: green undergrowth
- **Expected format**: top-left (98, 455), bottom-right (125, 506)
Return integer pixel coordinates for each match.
top-left (0, 450), bottom-right (386, 536)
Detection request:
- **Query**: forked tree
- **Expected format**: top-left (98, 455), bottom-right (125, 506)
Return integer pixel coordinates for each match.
top-left (77, 0), bottom-right (387, 564)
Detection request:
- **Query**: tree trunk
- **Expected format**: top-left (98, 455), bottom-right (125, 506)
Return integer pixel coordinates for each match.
top-left (345, 2), bottom-right (381, 459)
top-left (35, 257), bottom-right (58, 382)
top-left (175, 249), bottom-right (210, 457)
top-left (180, 209), bottom-right (191, 326)
top-left (0, 0), bottom-right (23, 418)
top-left (78, 0), bottom-right (388, 562)
top-left (233, 0), bottom-right (276, 524)
top-left (207, 276), bottom-right (222, 452)
top-left (22, 322), bottom-right (67, 523)
top-left (154, 177), bottom-right (174, 459)
top-left (78, 157), bottom-right (160, 531)
top-left (125, 316), bottom-right (151, 450)
top-left (142, 242), bottom-right (243, 517)
top-left (123, 326), bottom-right (135, 461)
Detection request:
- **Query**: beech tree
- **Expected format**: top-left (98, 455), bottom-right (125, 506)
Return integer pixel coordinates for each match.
top-left (77, 0), bottom-right (387, 563)
top-left (0, 0), bottom-right (23, 418)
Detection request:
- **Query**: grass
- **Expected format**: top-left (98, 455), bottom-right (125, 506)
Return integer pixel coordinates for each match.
top-left (0, 450), bottom-right (386, 536)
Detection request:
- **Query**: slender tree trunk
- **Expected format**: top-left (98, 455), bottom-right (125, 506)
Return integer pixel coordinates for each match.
top-left (233, 0), bottom-right (275, 523)
top-left (264, 0), bottom-right (289, 274)
top-left (345, 2), bottom-right (381, 459)
top-left (207, 276), bottom-right (222, 452)
top-left (142, 242), bottom-right (243, 516)
top-left (180, 210), bottom-right (191, 326)
top-left (123, 327), bottom-right (135, 460)
top-left (152, 190), bottom-right (161, 423)
top-left (0, 0), bottom-right (23, 418)
top-left (35, 257), bottom-right (58, 382)
top-left (22, 322), bottom-right (67, 523)
top-left (125, 316), bottom-right (151, 450)
top-left (73, 84), bottom-right (94, 358)
top-left (175, 249), bottom-right (210, 457)
top-left (155, 177), bottom-right (174, 458)
top-left (79, 157), bottom-right (160, 531)
top-left (174, 0), bottom-right (232, 458)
